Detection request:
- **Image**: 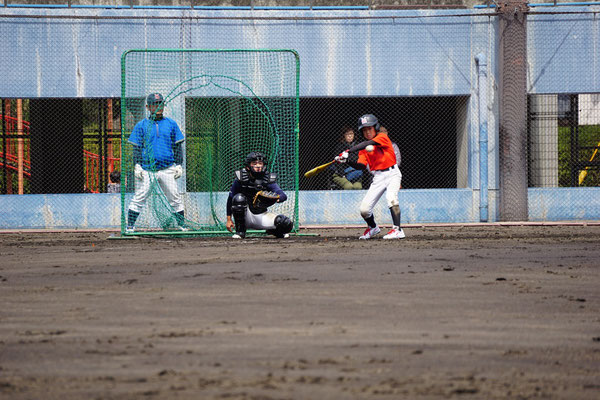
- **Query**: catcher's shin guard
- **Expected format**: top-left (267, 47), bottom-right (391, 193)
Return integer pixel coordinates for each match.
top-left (231, 193), bottom-right (248, 238)
top-left (267, 214), bottom-right (293, 238)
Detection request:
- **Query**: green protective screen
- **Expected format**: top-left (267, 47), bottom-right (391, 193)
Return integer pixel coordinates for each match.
top-left (121, 49), bottom-right (299, 236)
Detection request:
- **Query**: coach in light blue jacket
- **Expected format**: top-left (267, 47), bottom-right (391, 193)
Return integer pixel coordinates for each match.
top-left (125, 93), bottom-right (187, 234)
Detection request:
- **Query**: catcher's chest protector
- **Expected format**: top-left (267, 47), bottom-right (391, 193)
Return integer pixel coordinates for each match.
top-left (235, 169), bottom-right (277, 195)
top-left (235, 169), bottom-right (279, 214)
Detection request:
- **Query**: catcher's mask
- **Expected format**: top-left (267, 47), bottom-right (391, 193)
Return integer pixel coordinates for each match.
top-left (244, 151), bottom-right (268, 178)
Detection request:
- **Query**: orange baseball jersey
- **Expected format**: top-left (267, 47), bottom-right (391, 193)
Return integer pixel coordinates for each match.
top-left (357, 132), bottom-right (397, 171)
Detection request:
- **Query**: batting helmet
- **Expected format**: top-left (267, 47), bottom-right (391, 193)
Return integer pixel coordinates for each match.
top-left (146, 93), bottom-right (164, 105)
top-left (358, 114), bottom-right (380, 132)
top-left (244, 151), bottom-right (268, 177)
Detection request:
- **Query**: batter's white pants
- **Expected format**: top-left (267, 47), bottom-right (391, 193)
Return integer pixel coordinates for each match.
top-left (128, 165), bottom-right (184, 214)
top-left (360, 165), bottom-right (402, 219)
top-left (244, 209), bottom-right (278, 230)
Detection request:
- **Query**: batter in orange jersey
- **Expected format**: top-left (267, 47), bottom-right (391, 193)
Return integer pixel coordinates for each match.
top-left (334, 114), bottom-right (405, 240)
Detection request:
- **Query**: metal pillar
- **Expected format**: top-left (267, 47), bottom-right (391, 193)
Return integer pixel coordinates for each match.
top-left (498, 0), bottom-right (529, 221)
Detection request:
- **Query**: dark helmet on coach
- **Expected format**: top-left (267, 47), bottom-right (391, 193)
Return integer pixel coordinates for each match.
top-left (146, 93), bottom-right (164, 106)
top-left (358, 114), bottom-right (380, 132)
top-left (244, 151), bottom-right (268, 177)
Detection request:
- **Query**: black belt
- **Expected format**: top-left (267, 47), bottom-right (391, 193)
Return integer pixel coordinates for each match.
top-left (378, 164), bottom-right (397, 172)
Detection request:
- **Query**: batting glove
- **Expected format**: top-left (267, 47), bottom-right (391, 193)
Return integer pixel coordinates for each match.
top-left (335, 150), bottom-right (349, 164)
top-left (173, 164), bottom-right (183, 179)
top-left (134, 164), bottom-right (144, 180)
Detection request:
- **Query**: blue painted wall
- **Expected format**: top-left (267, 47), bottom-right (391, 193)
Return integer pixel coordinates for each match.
top-left (3, 7), bottom-right (597, 98)
top-left (1, 188), bottom-right (599, 229)
top-left (0, 8), bottom-right (493, 98)
top-left (528, 10), bottom-right (600, 94)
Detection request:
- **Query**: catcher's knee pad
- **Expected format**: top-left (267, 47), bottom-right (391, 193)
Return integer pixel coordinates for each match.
top-left (232, 193), bottom-right (248, 214)
top-left (274, 214), bottom-right (293, 234)
top-left (232, 193), bottom-right (248, 231)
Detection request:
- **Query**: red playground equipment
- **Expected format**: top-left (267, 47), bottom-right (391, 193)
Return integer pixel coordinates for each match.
top-left (1, 113), bottom-right (119, 194)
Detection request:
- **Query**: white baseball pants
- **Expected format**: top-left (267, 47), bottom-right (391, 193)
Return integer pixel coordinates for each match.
top-left (244, 209), bottom-right (278, 230)
top-left (360, 165), bottom-right (402, 218)
top-left (128, 165), bottom-right (184, 213)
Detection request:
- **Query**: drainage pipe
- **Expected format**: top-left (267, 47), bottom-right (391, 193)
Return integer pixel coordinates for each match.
top-left (475, 53), bottom-right (489, 222)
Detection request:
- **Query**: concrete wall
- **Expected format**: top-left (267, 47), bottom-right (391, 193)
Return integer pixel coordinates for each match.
top-left (0, 8), bottom-right (492, 98)
top-left (2, 1), bottom-right (481, 9)
top-left (1, 188), bottom-right (599, 229)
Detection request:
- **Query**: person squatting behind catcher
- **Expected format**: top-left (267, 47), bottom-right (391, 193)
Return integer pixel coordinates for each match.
top-left (334, 114), bottom-right (405, 240)
top-left (226, 152), bottom-right (294, 239)
top-left (126, 93), bottom-right (188, 233)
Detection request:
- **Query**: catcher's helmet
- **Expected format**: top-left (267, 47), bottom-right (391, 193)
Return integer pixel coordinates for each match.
top-left (146, 93), bottom-right (164, 105)
top-left (358, 114), bottom-right (380, 132)
top-left (244, 151), bottom-right (268, 177)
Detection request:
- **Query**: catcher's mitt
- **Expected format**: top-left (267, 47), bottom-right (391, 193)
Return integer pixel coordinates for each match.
top-left (253, 190), bottom-right (280, 209)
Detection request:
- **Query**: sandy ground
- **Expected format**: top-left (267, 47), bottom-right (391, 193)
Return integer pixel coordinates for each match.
top-left (1, 224), bottom-right (599, 400)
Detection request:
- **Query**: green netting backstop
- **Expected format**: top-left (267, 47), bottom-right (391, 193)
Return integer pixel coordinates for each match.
top-left (120, 49), bottom-right (300, 236)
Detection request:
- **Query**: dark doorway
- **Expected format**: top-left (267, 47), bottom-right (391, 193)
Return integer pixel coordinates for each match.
top-left (299, 96), bottom-right (464, 190)
top-left (30, 99), bottom-right (84, 193)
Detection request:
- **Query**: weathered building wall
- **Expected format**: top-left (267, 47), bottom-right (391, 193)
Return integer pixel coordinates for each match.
top-left (0, 8), bottom-right (491, 98)
top-left (1, 5), bottom-right (599, 228)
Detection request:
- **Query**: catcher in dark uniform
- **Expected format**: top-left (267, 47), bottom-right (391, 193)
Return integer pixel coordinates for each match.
top-left (226, 152), bottom-right (293, 239)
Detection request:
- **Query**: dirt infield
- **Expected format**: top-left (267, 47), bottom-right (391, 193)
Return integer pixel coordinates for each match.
top-left (1, 224), bottom-right (599, 400)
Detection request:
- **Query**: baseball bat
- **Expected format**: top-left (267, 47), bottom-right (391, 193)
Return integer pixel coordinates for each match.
top-left (304, 160), bottom-right (334, 178)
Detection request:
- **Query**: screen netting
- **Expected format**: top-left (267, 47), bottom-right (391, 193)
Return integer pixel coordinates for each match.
top-left (121, 49), bottom-right (299, 236)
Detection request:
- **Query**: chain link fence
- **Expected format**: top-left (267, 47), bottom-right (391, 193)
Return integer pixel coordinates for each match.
top-left (1, 5), bottom-right (599, 227)
top-left (528, 94), bottom-right (600, 188)
top-left (0, 0), bottom-right (475, 8)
